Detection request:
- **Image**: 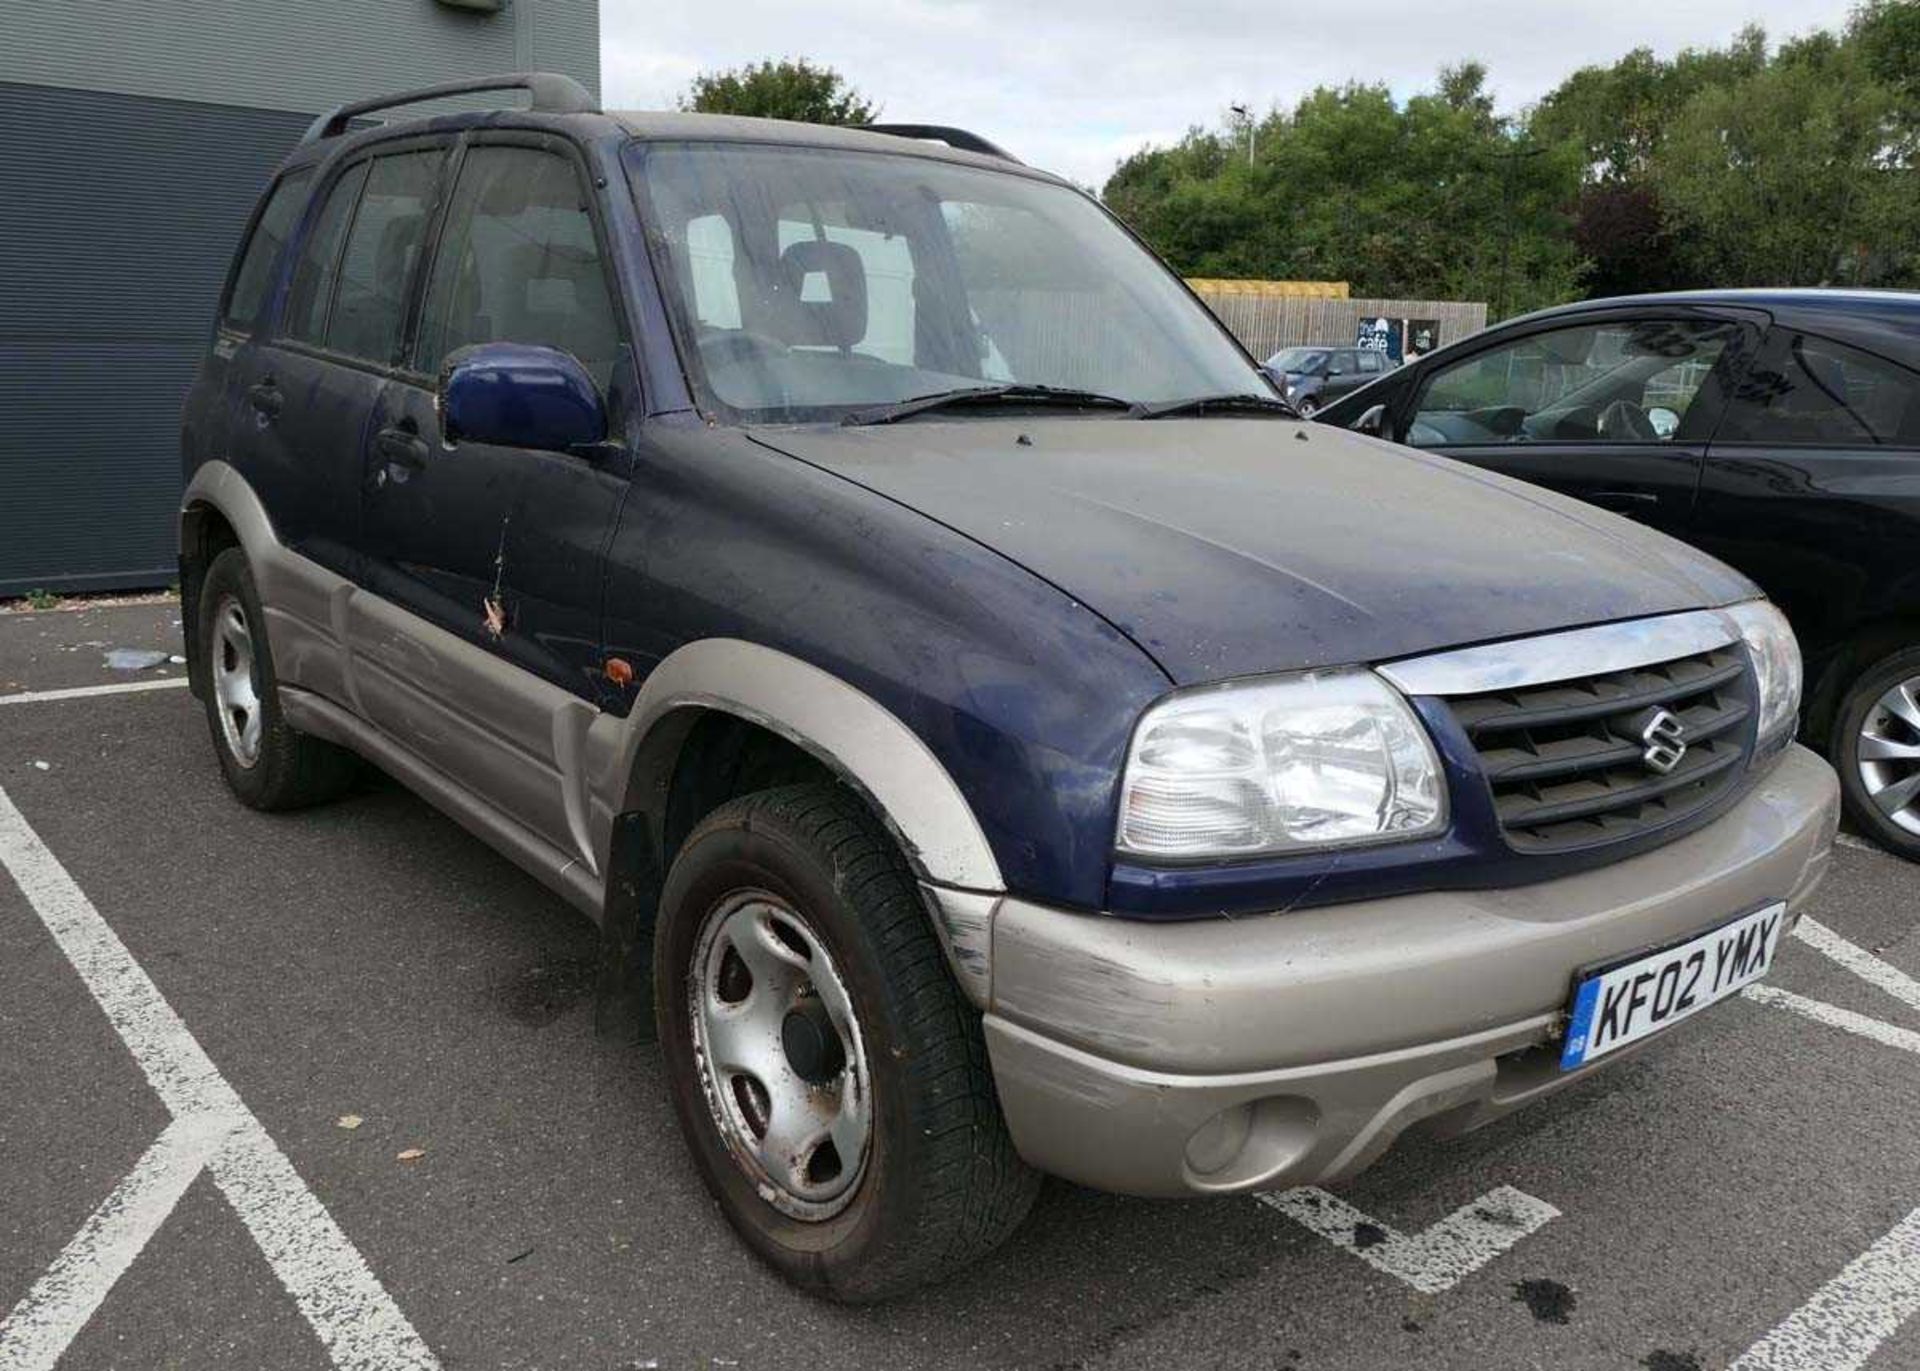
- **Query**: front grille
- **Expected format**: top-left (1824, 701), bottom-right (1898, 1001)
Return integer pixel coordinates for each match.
top-left (1444, 646), bottom-right (1754, 853)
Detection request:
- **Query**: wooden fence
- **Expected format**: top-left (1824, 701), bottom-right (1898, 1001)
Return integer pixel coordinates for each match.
top-left (1188, 286), bottom-right (1488, 362)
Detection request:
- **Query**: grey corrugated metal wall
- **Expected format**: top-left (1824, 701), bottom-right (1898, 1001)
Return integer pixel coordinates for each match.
top-left (0, 0), bottom-right (599, 114)
top-left (0, 84), bottom-right (315, 594)
top-left (0, 0), bottom-right (598, 595)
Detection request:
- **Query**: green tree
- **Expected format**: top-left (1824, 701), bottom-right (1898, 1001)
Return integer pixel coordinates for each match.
top-left (1104, 9), bottom-right (1920, 307)
top-left (1853, 0), bottom-right (1920, 98)
top-left (1103, 67), bottom-right (1582, 317)
top-left (1537, 9), bottom-right (1919, 292)
top-left (1653, 36), bottom-right (1908, 285)
top-left (679, 58), bottom-right (878, 125)
top-left (1529, 28), bottom-right (1767, 182)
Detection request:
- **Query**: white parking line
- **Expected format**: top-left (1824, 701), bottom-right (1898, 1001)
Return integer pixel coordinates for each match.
top-left (1742, 985), bottom-right (1920, 1058)
top-left (0, 786), bottom-right (438, 1371)
top-left (1794, 917), bottom-right (1920, 1016)
top-left (1259, 1185), bottom-right (1560, 1294)
top-left (1733, 920), bottom-right (1920, 1367)
top-left (0, 679), bottom-right (190, 706)
top-left (1732, 1207), bottom-right (1920, 1371)
top-left (0, 1114), bottom-right (232, 1371)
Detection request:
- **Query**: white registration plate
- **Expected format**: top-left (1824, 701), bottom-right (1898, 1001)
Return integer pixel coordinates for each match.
top-left (1559, 902), bottom-right (1787, 1071)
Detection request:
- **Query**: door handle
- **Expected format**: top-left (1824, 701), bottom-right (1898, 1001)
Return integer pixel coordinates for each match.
top-left (246, 380), bottom-right (283, 419)
top-left (1589, 489), bottom-right (1661, 506)
top-left (373, 425), bottom-right (429, 472)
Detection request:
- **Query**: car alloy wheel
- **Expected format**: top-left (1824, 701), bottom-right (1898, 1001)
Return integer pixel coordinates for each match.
top-left (687, 889), bottom-right (872, 1221)
top-left (1857, 673), bottom-right (1920, 837)
top-left (210, 594), bottom-right (263, 768)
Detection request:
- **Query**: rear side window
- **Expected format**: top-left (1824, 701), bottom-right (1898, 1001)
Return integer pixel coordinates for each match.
top-left (326, 150), bottom-right (445, 364)
top-left (286, 162), bottom-right (369, 346)
top-left (223, 169), bottom-right (312, 331)
top-left (1718, 331), bottom-right (1920, 448)
top-left (414, 146), bottom-right (621, 385)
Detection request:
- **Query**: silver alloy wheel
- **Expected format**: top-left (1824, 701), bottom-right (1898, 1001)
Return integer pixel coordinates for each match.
top-left (688, 890), bottom-right (872, 1221)
top-left (1859, 674), bottom-right (1920, 836)
top-left (211, 595), bottom-right (263, 769)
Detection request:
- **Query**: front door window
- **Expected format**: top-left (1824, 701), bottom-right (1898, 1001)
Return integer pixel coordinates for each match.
top-left (1409, 319), bottom-right (1738, 448)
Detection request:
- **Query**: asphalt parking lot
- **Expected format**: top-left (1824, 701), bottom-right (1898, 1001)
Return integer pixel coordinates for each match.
top-left (3, 600), bottom-right (1919, 1371)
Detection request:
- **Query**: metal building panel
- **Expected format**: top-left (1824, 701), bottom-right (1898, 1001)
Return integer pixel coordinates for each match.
top-left (0, 0), bottom-right (598, 117)
top-left (0, 84), bottom-right (312, 594)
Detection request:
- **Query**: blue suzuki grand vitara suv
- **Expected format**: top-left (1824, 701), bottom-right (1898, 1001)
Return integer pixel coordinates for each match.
top-left (180, 73), bottom-right (1838, 1301)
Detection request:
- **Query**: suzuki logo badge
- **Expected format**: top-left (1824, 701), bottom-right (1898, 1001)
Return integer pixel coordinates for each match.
top-left (1640, 707), bottom-right (1688, 775)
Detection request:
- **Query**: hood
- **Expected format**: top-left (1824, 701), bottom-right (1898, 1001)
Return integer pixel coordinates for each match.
top-left (754, 419), bottom-right (1756, 686)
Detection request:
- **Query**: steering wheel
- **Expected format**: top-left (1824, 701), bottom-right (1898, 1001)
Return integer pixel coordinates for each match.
top-left (1597, 399), bottom-right (1658, 441)
top-left (1477, 405), bottom-right (1527, 437)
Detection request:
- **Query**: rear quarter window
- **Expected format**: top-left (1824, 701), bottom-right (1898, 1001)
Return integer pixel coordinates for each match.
top-left (221, 169), bottom-right (313, 331)
top-left (1718, 331), bottom-right (1920, 448)
top-left (286, 162), bottom-right (370, 346)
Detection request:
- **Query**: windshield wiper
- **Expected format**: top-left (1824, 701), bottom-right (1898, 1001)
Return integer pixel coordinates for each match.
top-left (1131, 393), bottom-right (1300, 420)
top-left (841, 384), bottom-right (1136, 426)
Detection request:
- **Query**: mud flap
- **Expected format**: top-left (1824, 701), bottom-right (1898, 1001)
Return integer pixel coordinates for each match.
top-left (595, 810), bottom-right (663, 1044)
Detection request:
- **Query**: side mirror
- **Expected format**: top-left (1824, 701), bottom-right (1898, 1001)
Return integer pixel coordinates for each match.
top-left (438, 342), bottom-right (607, 454)
top-left (1353, 403), bottom-right (1389, 439)
top-left (1647, 406), bottom-right (1681, 439)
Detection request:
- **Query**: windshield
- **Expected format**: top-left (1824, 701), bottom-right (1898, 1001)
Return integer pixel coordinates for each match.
top-left (629, 141), bottom-right (1261, 422)
top-left (1267, 348), bottom-right (1327, 374)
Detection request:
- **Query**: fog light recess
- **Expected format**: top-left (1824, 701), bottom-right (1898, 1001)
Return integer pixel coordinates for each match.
top-left (1181, 1096), bottom-right (1320, 1192)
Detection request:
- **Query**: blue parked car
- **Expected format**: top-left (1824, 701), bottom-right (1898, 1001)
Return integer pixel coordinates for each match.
top-left (181, 74), bottom-right (1837, 1300)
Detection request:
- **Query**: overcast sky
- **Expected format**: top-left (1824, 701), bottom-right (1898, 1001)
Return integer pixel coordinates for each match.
top-left (600, 0), bottom-right (1858, 188)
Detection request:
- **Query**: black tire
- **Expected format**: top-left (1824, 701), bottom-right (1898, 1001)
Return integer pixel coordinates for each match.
top-left (1295, 396), bottom-right (1319, 418)
top-left (653, 783), bottom-right (1039, 1302)
top-left (196, 547), bottom-right (358, 811)
top-left (1829, 643), bottom-right (1920, 861)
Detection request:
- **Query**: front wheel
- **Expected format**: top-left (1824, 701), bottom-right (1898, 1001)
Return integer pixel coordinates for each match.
top-left (1831, 644), bottom-right (1920, 861)
top-left (654, 783), bottom-right (1038, 1301)
top-left (1294, 396), bottom-right (1319, 419)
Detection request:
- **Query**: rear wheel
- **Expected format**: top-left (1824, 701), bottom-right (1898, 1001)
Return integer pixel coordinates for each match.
top-left (1831, 644), bottom-right (1920, 861)
top-left (654, 783), bottom-right (1038, 1301)
top-left (196, 548), bottom-right (358, 810)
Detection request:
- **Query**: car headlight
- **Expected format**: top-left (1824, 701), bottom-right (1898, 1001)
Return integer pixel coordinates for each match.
top-left (1116, 669), bottom-right (1446, 859)
top-left (1725, 599), bottom-right (1801, 748)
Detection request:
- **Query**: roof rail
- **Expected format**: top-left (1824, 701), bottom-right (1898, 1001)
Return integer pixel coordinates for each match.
top-left (863, 123), bottom-right (1020, 164)
top-left (299, 71), bottom-right (597, 146)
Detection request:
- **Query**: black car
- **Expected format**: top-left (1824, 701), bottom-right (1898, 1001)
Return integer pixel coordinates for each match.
top-left (1319, 289), bottom-right (1920, 860)
top-left (1262, 345), bottom-right (1391, 416)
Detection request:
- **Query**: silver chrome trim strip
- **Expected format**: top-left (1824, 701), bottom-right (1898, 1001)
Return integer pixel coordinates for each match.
top-left (1377, 607), bottom-right (1744, 698)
